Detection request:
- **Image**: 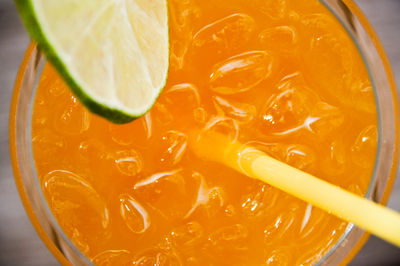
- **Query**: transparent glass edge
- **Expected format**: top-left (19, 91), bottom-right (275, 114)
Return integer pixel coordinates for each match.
top-left (26, 49), bottom-right (92, 266)
top-left (18, 1), bottom-right (396, 265)
top-left (319, 0), bottom-right (383, 199)
top-left (318, 0), bottom-right (391, 264)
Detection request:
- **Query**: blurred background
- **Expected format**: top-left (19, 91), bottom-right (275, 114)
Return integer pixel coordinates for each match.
top-left (0, 0), bottom-right (399, 265)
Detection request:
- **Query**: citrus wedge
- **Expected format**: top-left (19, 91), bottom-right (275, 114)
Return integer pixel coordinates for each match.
top-left (15, 0), bottom-right (169, 123)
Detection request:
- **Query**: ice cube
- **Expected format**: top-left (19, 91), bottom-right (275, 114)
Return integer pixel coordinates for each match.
top-left (265, 248), bottom-right (291, 265)
top-left (298, 204), bottom-right (327, 240)
top-left (351, 125), bottom-right (378, 168)
top-left (92, 250), bottom-right (132, 266)
top-left (212, 96), bottom-right (257, 124)
top-left (32, 129), bottom-right (66, 163)
top-left (254, 0), bottom-right (287, 20)
top-left (307, 102), bottom-right (345, 138)
top-left (302, 26), bottom-right (354, 106)
top-left (193, 107), bottom-right (208, 125)
top-left (185, 173), bottom-right (225, 219)
top-left (133, 170), bottom-right (198, 221)
top-left (78, 139), bottom-right (113, 169)
top-left (133, 247), bottom-right (182, 265)
top-left (157, 131), bottom-right (188, 166)
top-left (285, 144), bottom-right (316, 172)
top-left (162, 83), bottom-right (201, 107)
top-left (38, 65), bottom-right (67, 98)
top-left (157, 83), bottom-right (202, 124)
top-left (108, 114), bottom-right (152, 146)
top-left (240, 182), bottom-right (280, 219)
top-left (190, 13), bottom-right (256, 69)
top-left (244, 141), bottom-right (316, 172)
top-left (169, 221), bottom-right (204, 247)
top-left (114, 149), bottom-right (143, 176)
top-left (71, 228), bottom-right (90, 254)
top-left (259, 25), bottom-right (298, 51)
top-left (301, 13), bottom-right (374, 114)
top-left (348, 78), bottom-right (376, 114)
top-left (46, 75), bottom-right (67, 97)
top-left (169, 0), bottom-right (201, 70)
top-left (347, 183), bottom-right (365, 197)
top-left (119, 194), bottom-right (150, 234)
top-left (259, 72), bottom-right (344, 139)
top-left (209, 51), bottom-right (274, 95)
top-left (264, 211), bottom-right (296, 244)
top-left (42, 170), bottom-right (110, 253)
top-left (301, 13), bottom-right (335, 32)
top-left (151, 102), bottom-right (174, 126)
top-left (259, 87), bottom-right (313, 136)
top-left (244, 141), bottom-right (287, 160)
top-left (53, 94), bottom-right (91, 135)
top-left (202, 116), bottom-right (239, 143)
top-left (295, 223), bottom-right (345, 265)
top-left (321, 141), bottom-right (347, 177)
top-left (205, 224), bottom-right (250, 259)
top-left (134, 169), bottom-right (183, 189)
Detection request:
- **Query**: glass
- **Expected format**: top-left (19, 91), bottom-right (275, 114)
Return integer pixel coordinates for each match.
top-left (9, 0), bottom-right (399, 265)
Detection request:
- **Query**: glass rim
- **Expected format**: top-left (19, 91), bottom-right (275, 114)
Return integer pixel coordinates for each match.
top-left (9, 0), bottom-right (400, 265)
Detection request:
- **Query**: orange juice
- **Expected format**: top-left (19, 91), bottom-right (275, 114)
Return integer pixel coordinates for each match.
top-left (32, 0), bottom-right (377, 264)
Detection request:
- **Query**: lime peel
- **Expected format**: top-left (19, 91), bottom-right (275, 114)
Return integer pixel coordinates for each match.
top-left (15, 0), bottom-right (169, 123)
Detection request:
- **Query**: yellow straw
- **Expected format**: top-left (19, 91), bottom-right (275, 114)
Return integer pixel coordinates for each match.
top-left (192, 131), bottom-right (400, 247)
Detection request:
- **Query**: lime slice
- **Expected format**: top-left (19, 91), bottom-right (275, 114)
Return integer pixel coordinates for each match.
top-left (15, 0), bottom-right (169, 123)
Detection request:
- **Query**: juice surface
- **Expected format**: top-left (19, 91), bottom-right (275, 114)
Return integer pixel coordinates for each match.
top-left (32, 0), bottom-right (378, 265)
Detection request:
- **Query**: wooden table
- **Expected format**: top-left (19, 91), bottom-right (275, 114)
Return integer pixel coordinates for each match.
top-left (0, 0), bottom-right (399, 265)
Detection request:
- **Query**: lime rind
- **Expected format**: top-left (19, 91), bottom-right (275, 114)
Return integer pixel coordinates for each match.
top-left (15, 0), bottom-right (169, 124)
